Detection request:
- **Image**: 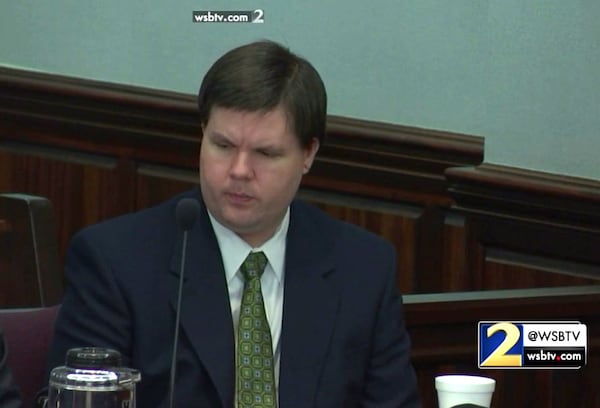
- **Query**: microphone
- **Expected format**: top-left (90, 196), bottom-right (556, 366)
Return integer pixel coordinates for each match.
top-left (168, 198), bottom-right (200, 408)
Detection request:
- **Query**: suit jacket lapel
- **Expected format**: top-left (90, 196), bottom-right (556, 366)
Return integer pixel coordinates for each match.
top-left (169, 199), bottom-right (234, 408)
top-left (278, 202), bottom-right (340, 407)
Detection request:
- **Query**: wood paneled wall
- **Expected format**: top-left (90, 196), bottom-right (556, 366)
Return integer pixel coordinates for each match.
top-left (446, 165), bottom-right (600, 290)
top-left (1, 67), bottom-right (599, 297)
top-left (0, 67), bottom-right (485, 295)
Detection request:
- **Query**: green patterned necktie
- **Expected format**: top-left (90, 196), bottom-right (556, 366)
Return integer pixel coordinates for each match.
top-left (237, 251), bottom-right (276, 408)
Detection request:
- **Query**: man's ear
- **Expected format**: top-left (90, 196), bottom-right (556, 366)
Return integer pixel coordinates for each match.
top-left (303, 137), bottom-right (320, 174)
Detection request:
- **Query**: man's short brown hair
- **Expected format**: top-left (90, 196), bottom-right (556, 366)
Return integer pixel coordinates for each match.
top-left (198, 40), bottom-right (327, 148)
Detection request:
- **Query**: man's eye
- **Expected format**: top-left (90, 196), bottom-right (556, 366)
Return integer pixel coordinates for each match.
top-left (215, 141), bottom-right (231, 149)
top-left (258, 149), bottom-right (279, 157)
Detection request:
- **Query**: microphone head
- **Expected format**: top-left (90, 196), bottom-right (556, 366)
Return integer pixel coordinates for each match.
top-left (176, 198), bottom-right (201, 231)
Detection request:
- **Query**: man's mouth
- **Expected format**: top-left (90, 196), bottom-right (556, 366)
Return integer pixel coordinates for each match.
top-left (225, 192), bottom-right (253, 204)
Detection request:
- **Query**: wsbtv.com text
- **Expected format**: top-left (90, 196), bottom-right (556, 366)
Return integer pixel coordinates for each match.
top-left (193, 10), bottom-right (264, 24)
top-left (523, 347), bottom-right (585, 367)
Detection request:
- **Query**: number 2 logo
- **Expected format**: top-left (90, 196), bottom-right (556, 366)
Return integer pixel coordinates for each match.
top-left (480, 322), bottom-right (522, 367)
top-left (252, 9), bottom-right (264, 23)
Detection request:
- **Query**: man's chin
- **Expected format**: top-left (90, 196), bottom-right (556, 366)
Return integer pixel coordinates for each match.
top-left (220, 216), bottom-right (259, 235)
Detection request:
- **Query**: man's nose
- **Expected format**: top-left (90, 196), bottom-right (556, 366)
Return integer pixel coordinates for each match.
top-left (230, 151), bottom-right (253, 178)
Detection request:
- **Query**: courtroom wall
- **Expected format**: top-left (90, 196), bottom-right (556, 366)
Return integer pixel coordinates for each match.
top-left (1, 1), bottom-right (600, 180)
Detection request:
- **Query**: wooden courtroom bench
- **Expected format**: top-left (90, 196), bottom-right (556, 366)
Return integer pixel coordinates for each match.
top-left (404, 285), bottom-right (600, 407)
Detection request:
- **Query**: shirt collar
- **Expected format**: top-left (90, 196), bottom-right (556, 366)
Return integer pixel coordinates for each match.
top-left (207, 208), bottom-right (289, 285)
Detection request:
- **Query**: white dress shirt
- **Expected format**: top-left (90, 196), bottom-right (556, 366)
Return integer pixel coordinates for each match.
top-left (207, 208), bottom-right (288, 400)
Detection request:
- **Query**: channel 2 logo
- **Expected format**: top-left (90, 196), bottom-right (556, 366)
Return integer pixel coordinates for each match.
top-left (478, 321), bottom-right (587, 369)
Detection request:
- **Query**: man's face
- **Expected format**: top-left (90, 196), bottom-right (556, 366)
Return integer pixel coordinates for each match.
top-left (199, 106), bottom-right (319, 247)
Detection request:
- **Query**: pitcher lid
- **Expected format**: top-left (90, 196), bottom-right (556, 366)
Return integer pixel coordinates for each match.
top-left (50, 348), bottom-right (140, 391)
top-left (66, 347), bottom-right (122, 369)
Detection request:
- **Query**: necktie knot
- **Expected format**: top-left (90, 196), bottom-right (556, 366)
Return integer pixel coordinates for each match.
top-left (240, 251), bottom-right (268, 282)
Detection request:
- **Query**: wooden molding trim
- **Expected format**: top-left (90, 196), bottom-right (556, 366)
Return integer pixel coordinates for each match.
top-left (445, 163), bottom-right (600, 230)
top-left (405, 285), bottom-right (600, 321)
top-left (405, 285), bottom-right (600, 361)
top-left (0, 66), bottom-right (484, 200)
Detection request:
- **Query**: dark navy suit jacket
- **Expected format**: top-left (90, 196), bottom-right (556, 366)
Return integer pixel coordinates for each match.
top-left (46, 188), bottom-right (420, 407)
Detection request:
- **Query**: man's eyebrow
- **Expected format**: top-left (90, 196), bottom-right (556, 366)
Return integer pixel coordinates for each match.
top-left (207, 131), bottom-right (231, 142)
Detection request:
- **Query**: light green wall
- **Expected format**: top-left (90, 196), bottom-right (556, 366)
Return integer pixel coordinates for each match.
top-left (1, 1), bottom-right (598, 180)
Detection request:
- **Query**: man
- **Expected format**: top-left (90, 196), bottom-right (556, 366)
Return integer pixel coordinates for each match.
top-left (46, 40), bottom-right (420, 407)
top-left (0, 327), bottom-right (22, 408)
